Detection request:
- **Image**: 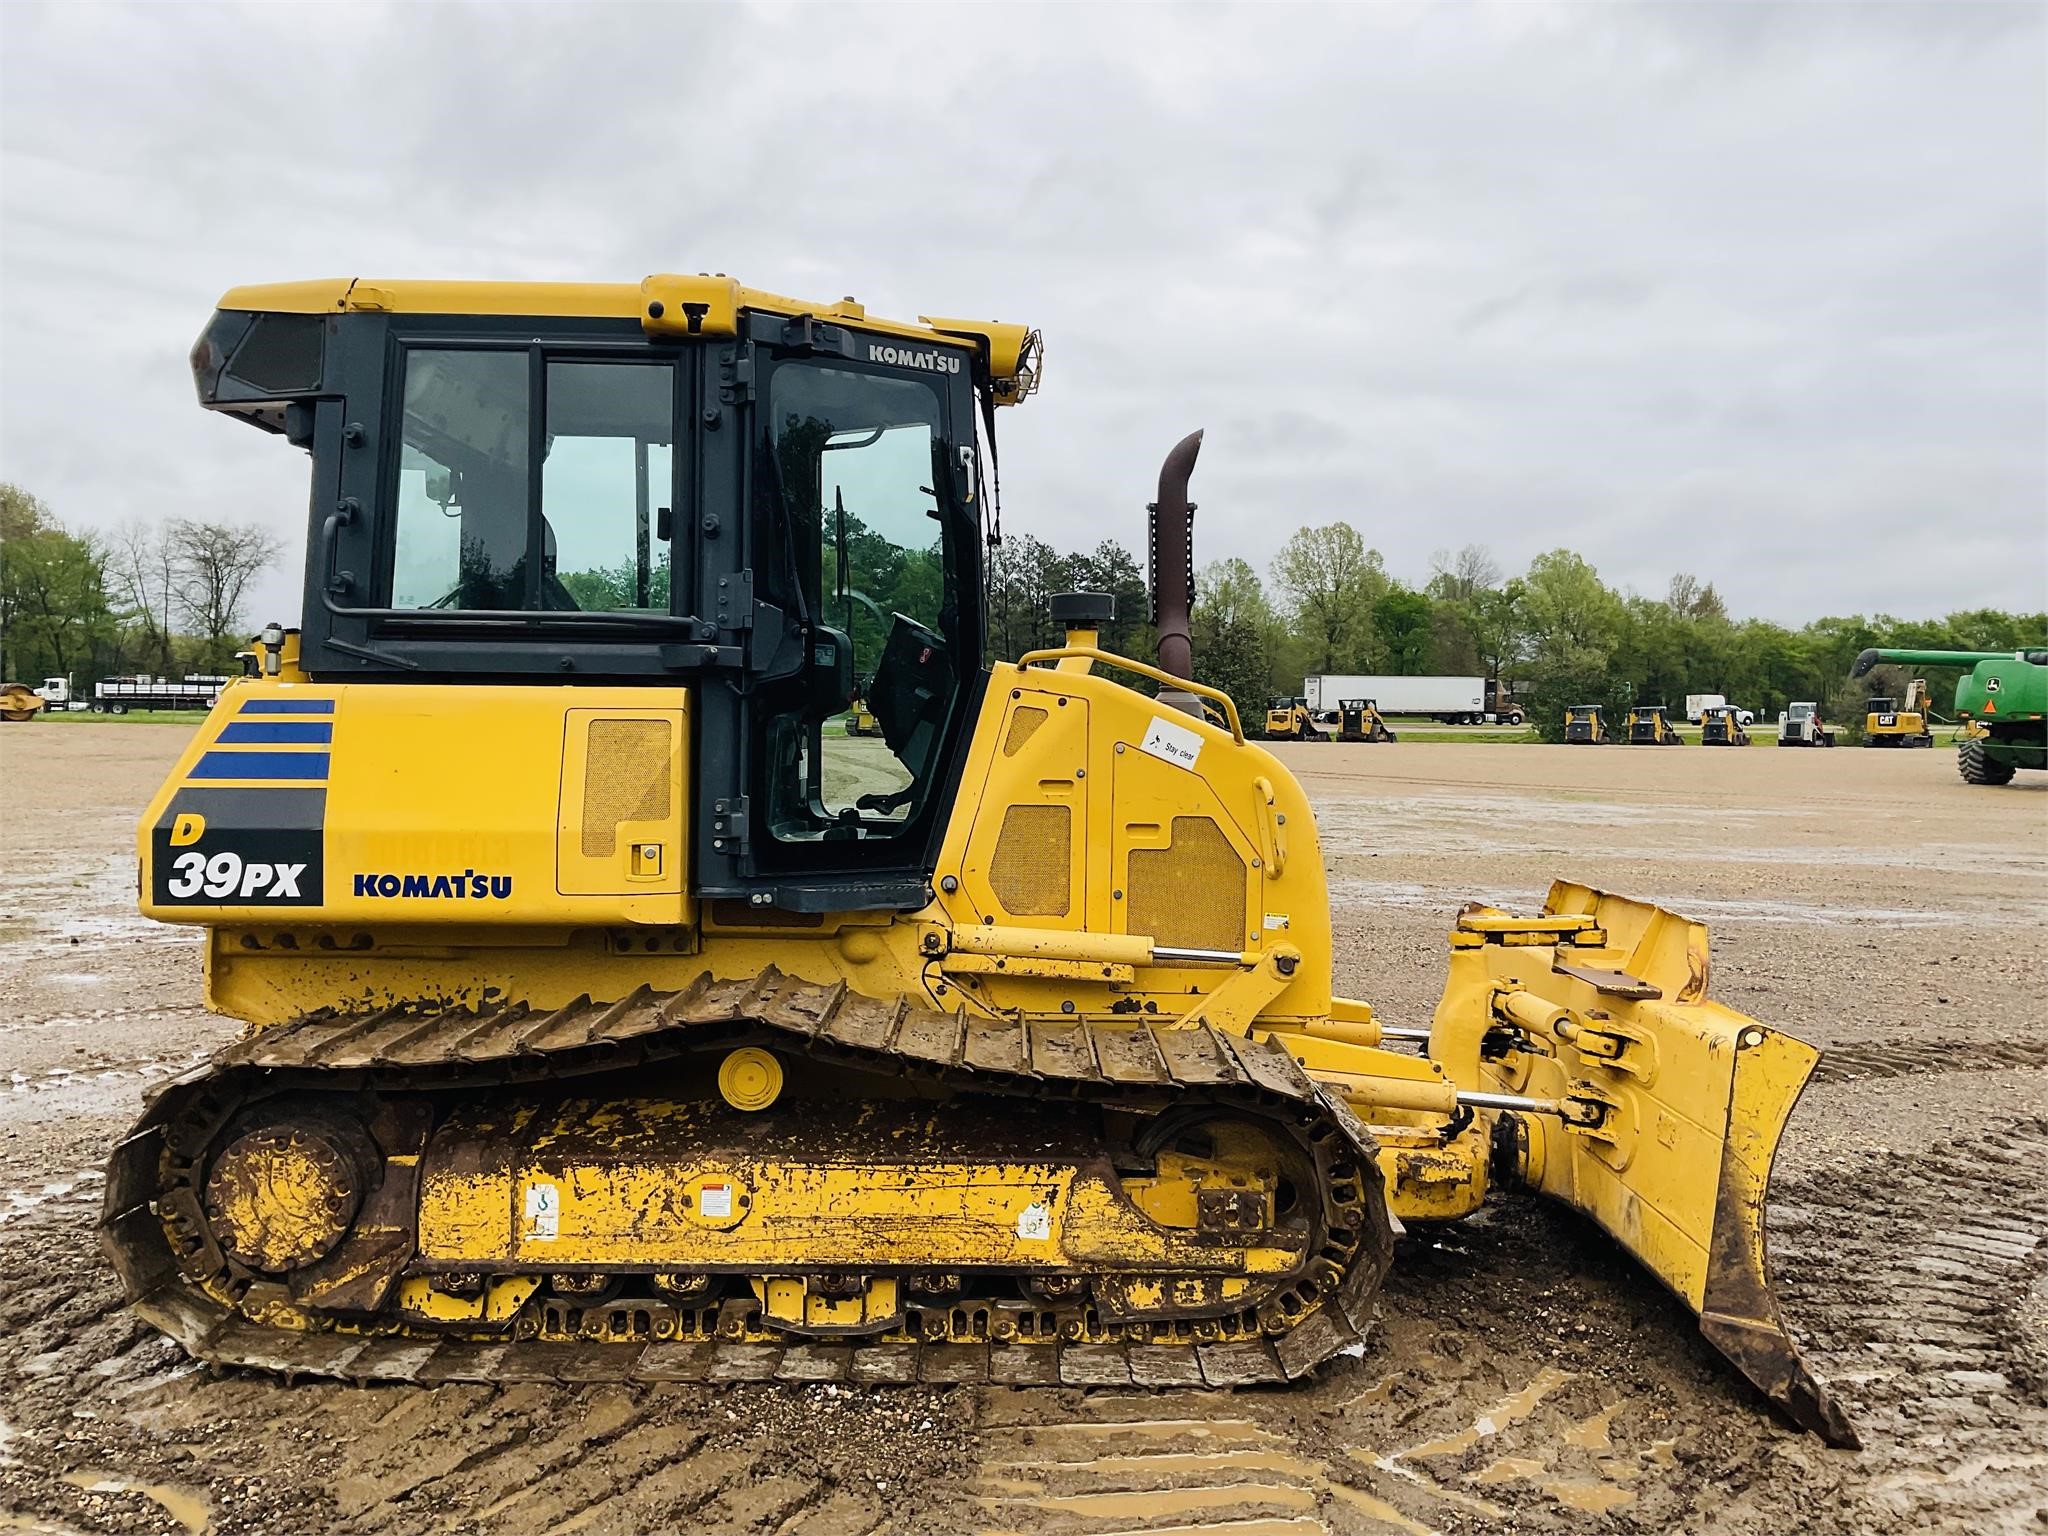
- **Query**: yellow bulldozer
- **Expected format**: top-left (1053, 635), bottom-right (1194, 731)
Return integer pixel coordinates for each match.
top-left (101, 275), bottom-right (1854, 1449)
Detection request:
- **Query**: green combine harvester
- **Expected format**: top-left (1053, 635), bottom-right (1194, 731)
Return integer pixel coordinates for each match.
top-left (1852, 647), bottom-right (2048, 785)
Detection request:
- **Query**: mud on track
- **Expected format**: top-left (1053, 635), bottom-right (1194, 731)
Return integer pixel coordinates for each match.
top-left (0, 728), bottom-right (2043, 1535)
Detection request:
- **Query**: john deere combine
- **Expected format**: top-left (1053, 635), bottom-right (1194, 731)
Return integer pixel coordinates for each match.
top-left (1853, 647), bottom-right (2047, 784)
top-left (103, 276), bottom-right (1852, 1448)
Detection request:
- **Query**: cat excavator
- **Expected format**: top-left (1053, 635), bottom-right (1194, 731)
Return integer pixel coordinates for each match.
top-left (102, 275), bottom-right (1853, 1448)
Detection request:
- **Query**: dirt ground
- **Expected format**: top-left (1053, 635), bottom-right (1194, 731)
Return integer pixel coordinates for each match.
top-left (0, 725), bottom-right (2042, 1536)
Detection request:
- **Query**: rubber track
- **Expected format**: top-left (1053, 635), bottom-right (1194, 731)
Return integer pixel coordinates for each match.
top-left (100, 967), bottom-right (1399, 1389)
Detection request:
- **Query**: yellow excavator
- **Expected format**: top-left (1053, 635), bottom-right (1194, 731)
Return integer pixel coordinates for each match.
top-left (103, 276), bottom-right (1852, 1448)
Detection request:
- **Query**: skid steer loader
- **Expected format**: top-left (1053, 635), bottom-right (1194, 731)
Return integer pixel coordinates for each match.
top-left (1263, 697), bottom-right (1326, 742)
top-left (102, 276), bottom-right (1853, 1449)
top-left (1625, 704), bottom-right (1685, 745)
top-left (1336, 699), bottom-right (1396, 743)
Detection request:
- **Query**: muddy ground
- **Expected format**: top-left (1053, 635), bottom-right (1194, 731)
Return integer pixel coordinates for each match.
top-left (0, 725), bottom-right (2042, 1536)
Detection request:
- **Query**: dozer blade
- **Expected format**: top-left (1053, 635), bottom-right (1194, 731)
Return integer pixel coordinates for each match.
top-left (1433, 880), bottom-right (1859, 1448)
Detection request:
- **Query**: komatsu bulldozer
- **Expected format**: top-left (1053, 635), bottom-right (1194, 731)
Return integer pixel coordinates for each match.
top-left (102, 276), bottom-right (1854, 1448)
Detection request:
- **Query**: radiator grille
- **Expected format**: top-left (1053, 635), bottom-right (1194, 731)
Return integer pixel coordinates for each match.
top-left (1127, 816), bottom-right (1246, 952)
top-left (582, 719), bottom-right (672, 858)
top-left (1003, 706), bottom-right (1048, 757)
top-left (989, 804), bottom-right (1072, 917)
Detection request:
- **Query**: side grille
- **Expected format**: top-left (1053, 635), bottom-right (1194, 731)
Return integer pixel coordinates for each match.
top-left (581, 719), bottom-right (672, 858)
top-left (1003, 706), bottom-right (1048, 757)
top-left (1127, 816), bottom-right (1246, 952)
top-left (989, 804), bottom-right (1072, 917)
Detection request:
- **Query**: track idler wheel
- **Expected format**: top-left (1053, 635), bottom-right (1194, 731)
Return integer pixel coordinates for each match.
top-left (202, 1122), bottom-right (364, 1274)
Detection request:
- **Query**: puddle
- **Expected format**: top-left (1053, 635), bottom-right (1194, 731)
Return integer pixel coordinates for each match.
top-left (1325, 878), bottom-right (1544, 913)
top-left (1544, 1479), bottom-right (1636, 1513)
top-left (981, 1417), bottom-right (1279, 1446)
top-left (1315, 794), bottom-right (2044, 882)
top-left (1005, 1521), bottom-right (1327, 1536)
top-left (0, 1517), bottom-right (92, 1535)
top-left (0, 1053), bottom-right (207, 1134)
top-left (1324, 1481), bottom-right (1438, 1535)
top-left (995, 1482), bottom-right (1318, 1519)
top-left (1561, 1402), bottom-right (1620, 1451)
top-left (1341, 1374), bottom-right (1399, 1409)
top-left (0, 853), bottom-right (191, 950)
top-left (1324, 877), bottom-right (2024, 931)
top-left (58, 1473), bottom-right (210, 1535)
top-left (1473, 1456), bottom-right (1547, 1483)
top-left (0, 1170), bottom-right (104, 1227)
top-left (1347, 1450), bottom-right (1505, 1518)
top-left (989, 1448), bottom-right (1322, 1479)
top-left (1396, 1367), bottom-right (1574, 1459)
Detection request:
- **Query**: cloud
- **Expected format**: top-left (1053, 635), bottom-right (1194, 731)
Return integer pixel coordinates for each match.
top-left (2, 1), bottom-right (2041, 629)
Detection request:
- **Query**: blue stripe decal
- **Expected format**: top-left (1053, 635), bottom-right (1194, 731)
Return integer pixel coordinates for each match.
top-left (216, 721), bottom-right (334, 745)
top-left (236, 698), bottom-right (336, 715)
top-left (190, 751), bottom-right (331, 781)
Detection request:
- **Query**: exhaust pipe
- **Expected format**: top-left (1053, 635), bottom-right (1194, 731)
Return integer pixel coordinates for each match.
top-left (1149, 430), bottom-right (1203, 715)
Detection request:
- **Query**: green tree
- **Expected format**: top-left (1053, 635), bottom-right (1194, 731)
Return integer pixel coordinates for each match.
top-left (1191, 558), bottom-right (1283, 725)
top-left (1270, 522), bottom-right (1388, 671)
top-left (1520, 550), bottom-right (1626, 740)
top-left (0, 485), bottom-right (120, 687)
top-left (985, 533), bottom-right (1064, 663)
top-left (1372, 587), bottom-right (1434, 673)
top-left (1063, 540), bottom-right (1154, 661)
top-left (1468, 579), bottom-right (1530, 689)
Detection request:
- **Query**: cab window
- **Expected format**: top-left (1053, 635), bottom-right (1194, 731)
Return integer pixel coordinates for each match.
top-left (386, 348), bottom-right (676, 613)
top-left (752, 359), bottom-right (962, 847)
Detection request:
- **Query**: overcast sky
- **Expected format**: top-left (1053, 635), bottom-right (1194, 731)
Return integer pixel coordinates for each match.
top-left (3, 2), bottom-right (2043, 630)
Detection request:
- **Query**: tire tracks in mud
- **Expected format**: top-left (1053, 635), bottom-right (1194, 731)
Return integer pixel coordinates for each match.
top-left (1812, 1038), bottom-right (2045, 1085)
top-left (1771, 1116), bottom-right (2048, 1533)
top-left (0, 1211), bottom-right (967, 1536)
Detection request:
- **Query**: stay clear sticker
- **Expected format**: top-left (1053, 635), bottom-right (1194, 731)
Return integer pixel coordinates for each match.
top-left (700, 1182), bottom-right (734, 1220)
top-left (1138, 716), bottom-right (1202, 770)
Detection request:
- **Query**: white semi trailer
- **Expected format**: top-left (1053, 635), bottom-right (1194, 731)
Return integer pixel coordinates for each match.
top-left (1302, 674), bottom-right (1523, 725)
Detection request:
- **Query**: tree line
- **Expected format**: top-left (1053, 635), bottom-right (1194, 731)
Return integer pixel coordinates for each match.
top-left (987, 521), bottom-right (2044, 741)
top-left (0, 484), bottom-right (279, 687)
top-left (4, 482), bottom-right (2037, 740)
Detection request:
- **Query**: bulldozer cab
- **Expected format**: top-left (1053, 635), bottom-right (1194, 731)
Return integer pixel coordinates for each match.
top-left (1564, 704), bottom-right (1608, 743)
top-left (189, 279), bottom-right (1039, 912)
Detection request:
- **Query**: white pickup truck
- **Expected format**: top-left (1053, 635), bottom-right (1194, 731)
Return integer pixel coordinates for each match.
top-left (1685, 693), bottom-right (1755, 726)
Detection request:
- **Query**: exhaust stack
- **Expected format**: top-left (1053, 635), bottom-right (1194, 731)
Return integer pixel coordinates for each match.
top-left (1149, 430), bottom-right (1204, 717)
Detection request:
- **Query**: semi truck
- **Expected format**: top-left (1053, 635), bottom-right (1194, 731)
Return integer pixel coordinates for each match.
top-left (1302, 674), bottom-right (1522, 725)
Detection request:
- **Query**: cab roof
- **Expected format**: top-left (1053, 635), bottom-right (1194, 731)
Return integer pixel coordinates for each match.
top-left (214, 275), bottom-right (1040, 404)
